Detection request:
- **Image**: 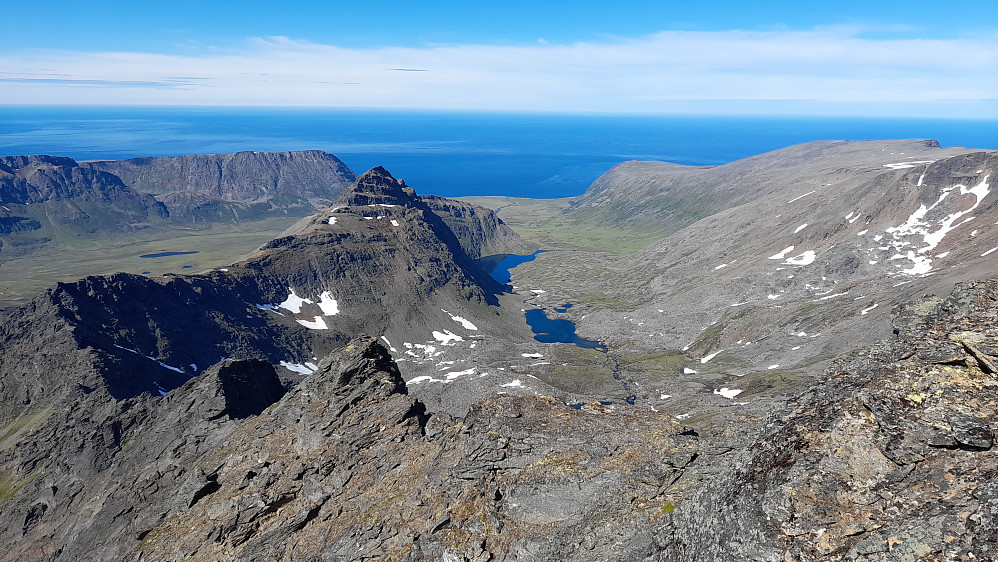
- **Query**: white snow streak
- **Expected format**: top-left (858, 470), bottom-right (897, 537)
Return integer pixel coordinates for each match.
top-left (769, 246), bottom-right (795, 260)
top-left (380, 335), bottom-right (398, 353)
top-left (442, 309), bottom-right (478, 330)
top-left (700, 350), bottom-right (722, 364)
top-left (296, 316), bottom-right (328, 330)
top-left (787, 191), bottom-right (815, 204)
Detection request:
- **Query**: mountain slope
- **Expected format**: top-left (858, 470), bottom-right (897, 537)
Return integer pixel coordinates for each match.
top-left (0, 155), bottom-right (167, 254)
top-left (85, 150), bottom-right (356, 222)
top-left (566, 139), bottom-right (975, 236)
top-left (0, 167), bottom-right (525, 423)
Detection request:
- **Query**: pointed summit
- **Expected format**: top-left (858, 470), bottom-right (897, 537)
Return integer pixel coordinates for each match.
top-left (336, 166), bottom-right (416, 207)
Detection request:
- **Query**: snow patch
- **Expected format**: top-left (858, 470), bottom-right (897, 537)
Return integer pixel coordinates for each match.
top-left (886, 175), bottom-right (991, 276)
top-left (794, 223), bottom-right (808, 233)
top-left (390, 219), bottom-right (399, 227)
top-left (787, 191), bottom-right (815, 204)
top-left (768, 364), bottom-right (780, 370)
top-left (785, 250), bottom-right (816, 266)
top-left (327, 217), bottom-right (337, 225)
top-left (502, 379), bottom-right (524, 388)
top-left (683, 367), bottom-right (698, 374)
top-left (317, 291), bottom-right (340, 315)
top-left (442, 309), bottom-right (478, 330)
top-left (280, 361), bottom-right (316, 375)
top-left (445, 368), bottom-right (476, 380)
top-left (769, 246), bottom-right (795, 260)
top-left (432, 330), bottom-right (464, 345)
top-left (380, 336), bottom-right (398, 353)
top-left (152, 381), bottom-right (168, 396)
top-left (296, 316), bottom-right (328, 330)
top-left (861, 303), bottom-right (879, 315)
top-left (713, 387), bottom-right (743, 399)
top-left (522, 353), bottom-right (543, 358)
top-left (278, 288), bottom-right (311, 313)
top-left (883, 160), bottom-right (934, 170)
top-left (157, 361), bottom-right (184, 374)
top-left (982, 247), bottom-right (998, 257)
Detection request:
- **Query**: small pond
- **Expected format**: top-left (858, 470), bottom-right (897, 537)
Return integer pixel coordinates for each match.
top-left (139, 251), bottom-right (199, 258)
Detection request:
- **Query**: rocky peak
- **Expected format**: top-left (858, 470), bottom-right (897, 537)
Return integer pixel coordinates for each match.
top-left (334, 165), bottom-right (417, 207)
top-left (306, 335), bottom-right (407, 394)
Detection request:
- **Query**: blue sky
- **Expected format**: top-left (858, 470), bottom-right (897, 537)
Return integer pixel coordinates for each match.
top-left (2, 0), bottom-right (996, 116)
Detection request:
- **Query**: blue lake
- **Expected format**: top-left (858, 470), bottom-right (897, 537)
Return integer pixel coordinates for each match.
top-left (491, 251), bottom-right (603, 348)
top-left (524, 309), bottom-right (605, 349)
top-left (489, 250), bottom-right (546, 285)
top-left (139, 251), bottom-right (199, 258)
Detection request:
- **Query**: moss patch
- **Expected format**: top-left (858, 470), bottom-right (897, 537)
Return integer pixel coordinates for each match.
top-left (0, 408), bottom-right (53, 449)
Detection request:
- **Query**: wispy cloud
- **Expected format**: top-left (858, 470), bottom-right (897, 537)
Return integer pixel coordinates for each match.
top-left (2, 28), bottom-right (996, 115)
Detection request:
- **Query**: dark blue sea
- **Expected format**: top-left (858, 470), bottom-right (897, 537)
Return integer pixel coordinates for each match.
top-left (1, 106), bottom-right (995, 199)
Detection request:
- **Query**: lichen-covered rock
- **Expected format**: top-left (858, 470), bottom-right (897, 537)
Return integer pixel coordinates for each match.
top-left (653, 280), bottom-right (998, 561)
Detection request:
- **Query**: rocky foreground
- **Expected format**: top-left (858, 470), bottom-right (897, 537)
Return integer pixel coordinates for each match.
top-left (1, 277), bottom-right (997, 561)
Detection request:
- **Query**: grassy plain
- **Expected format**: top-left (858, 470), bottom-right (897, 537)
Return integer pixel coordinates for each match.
top-left (0, 217), bottom-right (298, 307)
top-left (458, 196), bottom-right (663, 253)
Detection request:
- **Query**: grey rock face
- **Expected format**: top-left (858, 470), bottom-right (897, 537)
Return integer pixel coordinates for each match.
top-left (653, 279), bottom-right (998, 561)
top-left (86, 150), bottom-right (357, 216)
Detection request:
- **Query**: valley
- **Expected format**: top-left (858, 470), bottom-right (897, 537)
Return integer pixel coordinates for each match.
top-left (0, 140), bottom-right (996, 560)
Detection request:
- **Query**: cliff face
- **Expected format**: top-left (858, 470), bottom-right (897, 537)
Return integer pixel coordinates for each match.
top-left (85, 150), bottom-right (356, 220)
top-left (420, 194), bottom-right (530, 261)
top-left (0, 151), bottom-right (357, 258)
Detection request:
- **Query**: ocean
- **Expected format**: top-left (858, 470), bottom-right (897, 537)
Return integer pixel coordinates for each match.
top-left (1, 106), bottom-right (995, 199)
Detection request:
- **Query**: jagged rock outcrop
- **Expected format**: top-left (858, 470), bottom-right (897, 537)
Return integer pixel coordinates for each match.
top-left (0, 357), bottom-right (287, 561)
top-left (653, 279), bottom-right (998, 561)
top-left (0, 336), bottom-right (700, 561)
